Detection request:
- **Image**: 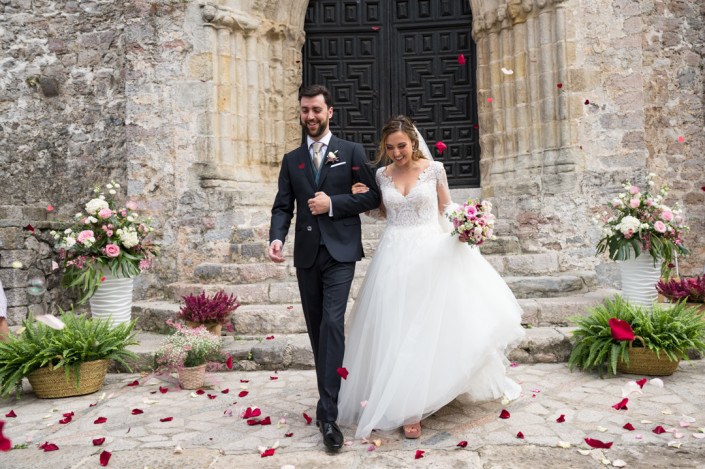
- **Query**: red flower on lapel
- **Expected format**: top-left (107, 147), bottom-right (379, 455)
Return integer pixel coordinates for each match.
top-left (298, 163), bottom-right (305, 169)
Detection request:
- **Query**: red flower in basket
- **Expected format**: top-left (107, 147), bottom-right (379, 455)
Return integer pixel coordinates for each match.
top-left (608, 318), bottom-right (635, 341)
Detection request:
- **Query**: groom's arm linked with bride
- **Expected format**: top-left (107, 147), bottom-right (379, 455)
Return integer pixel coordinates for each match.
top-left (267, 84), bottom-right (380, 451)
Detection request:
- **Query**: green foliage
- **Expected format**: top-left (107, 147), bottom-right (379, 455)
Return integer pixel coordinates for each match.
top-left (0, 310), bottom-right (138, 398)
top-left (568, 296), bottom-right (705, 375)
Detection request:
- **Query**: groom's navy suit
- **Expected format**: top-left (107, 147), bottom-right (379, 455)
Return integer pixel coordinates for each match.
top-left (269, 135), bottom-right (380, 422)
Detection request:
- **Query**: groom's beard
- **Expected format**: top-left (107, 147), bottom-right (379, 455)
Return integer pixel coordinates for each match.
top-left (301, 116), bottom-right (329, 138)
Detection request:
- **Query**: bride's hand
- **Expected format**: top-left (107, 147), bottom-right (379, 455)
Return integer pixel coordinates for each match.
top-left (352, 182), bottom-right (369, 194)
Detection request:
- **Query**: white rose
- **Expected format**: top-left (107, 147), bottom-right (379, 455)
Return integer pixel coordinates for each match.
top-left (85, 198), bottom-right (109, 214)
top-left (63, 236), bottom-right (76, 248)
top-left (114, 183), bottom-right (120, 188)
top-left (127, 216), bottom-right (135, 222)
top-left (120, 230), bottom-right (140, 248)
top-left (616, 216), bottom-right (641, 235)
top-left (106, 183), bottom-right (113, 189)
top-left (64, 228), bottom-right (73, 234)
top-left (109, 189), bottom-right (116, 195)
top-left (88, 216), bottom-right (98, 223)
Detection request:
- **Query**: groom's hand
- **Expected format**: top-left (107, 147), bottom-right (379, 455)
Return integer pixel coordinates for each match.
top-left (268, 240), bottom-right (285, 263)
top-left (308, 192), bottom-right (331, 216)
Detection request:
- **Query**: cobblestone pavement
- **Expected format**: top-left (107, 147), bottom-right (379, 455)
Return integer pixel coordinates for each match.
top-left (1, 362), bottom-right (704, 469)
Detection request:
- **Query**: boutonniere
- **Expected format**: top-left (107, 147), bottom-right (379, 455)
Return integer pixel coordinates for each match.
top-left (325, 151), bottom-right (339, 165)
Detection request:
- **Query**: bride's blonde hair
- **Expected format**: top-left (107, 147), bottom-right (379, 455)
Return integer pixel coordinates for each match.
top-left (373, 115), bottom-right (424, 166)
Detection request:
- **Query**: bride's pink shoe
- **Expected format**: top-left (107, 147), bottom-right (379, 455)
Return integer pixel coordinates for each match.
top-left (403, 422), bottom-right (421, 439)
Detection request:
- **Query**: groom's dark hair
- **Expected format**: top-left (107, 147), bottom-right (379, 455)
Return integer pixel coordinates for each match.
top-left (299, 84), bottom-right (333, 108)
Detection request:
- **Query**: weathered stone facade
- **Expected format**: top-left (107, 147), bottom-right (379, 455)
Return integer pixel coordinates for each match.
top-left (0, 0), bottom-right (703, 324)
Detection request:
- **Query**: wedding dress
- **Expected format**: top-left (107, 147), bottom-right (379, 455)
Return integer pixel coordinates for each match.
top-left (338, 161), bottom-right (525, 439)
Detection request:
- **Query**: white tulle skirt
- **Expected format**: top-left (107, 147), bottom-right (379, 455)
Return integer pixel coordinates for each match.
top-left (338, 222), bottom-right (525, 438)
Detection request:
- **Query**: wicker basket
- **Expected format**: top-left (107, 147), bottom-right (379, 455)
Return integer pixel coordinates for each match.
top-left (27, 359), bottom-right (109, 399)
top-left (185, 321), bottom-right (222, 337)
top-left (616, 336), bottom-right (680, 376)
top-left (178, 364), bottom-right (207, 389)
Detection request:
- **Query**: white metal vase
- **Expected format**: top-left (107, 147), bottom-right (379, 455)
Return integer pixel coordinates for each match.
top-left (618, 254), bottom-right (661, 307)
top-left (89, 271), bottom-right (134, 327)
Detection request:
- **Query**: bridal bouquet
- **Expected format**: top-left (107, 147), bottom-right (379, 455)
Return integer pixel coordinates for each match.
top-left (445, 198), bottom-right (496, 246)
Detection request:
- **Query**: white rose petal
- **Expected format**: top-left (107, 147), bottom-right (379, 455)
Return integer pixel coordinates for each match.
top-left (557, 441), bottom-right (571, 448)
top-left (662, 409), bottom-right (673, 415)
top-left (174, 444), bottom-right (183, 454)
top-left (501, 67), bottom-right (514, 75)
top-left (667, 441), bottom-right (682, 448)
top-left (612, 460), bottom-right (627, 467)
top-left (692, 433), bottom-right (705, 439)
top-left (601, 459), bottom-right (611, 466)
top-left (578, 449), bottom-right (591, 456)
top-left (596, 426), bottom-right (608, 432)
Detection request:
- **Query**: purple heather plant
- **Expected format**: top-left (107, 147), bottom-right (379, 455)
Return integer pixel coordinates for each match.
top-left (178, 290), bottom-right (240, 325)
top-left (656, 275), bottom-right (705, 303)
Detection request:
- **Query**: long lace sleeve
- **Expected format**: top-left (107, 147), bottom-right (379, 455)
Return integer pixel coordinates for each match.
top-left (434, 162), bottom-right (453, 215)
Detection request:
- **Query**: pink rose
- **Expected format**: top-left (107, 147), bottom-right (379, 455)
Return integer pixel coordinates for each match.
top-left (646, 199), bottom-right (653, 206)
top-left (629, 199), bottom-right (640, 208)
top-left (653, 221), bottom-right (667, 233)
top-left (98, 208), bottom-right (112, 219)
top-left (77, 230), bottom-right (94, 244)
top-left (103, 244), bottom-right (121, 257)
top-left (629, 186), bottom-right (640, 195)
top-left (661, 210), bottom-right (673, 222)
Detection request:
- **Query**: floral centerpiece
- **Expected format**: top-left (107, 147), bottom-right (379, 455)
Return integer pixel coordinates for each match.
top-left (155, 320), bottom-right (226, 389)
top-left (595, 174), bottom-right (688, 277)
top-left (177, 290), bottom-right (240, 336)
top-left (445, 198), bottom-right (496, 246)
top-left (50, 181), bottom-right (159, 304)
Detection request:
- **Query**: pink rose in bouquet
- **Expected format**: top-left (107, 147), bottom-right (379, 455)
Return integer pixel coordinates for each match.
top-left (445, 198), bottom-right (496, 246)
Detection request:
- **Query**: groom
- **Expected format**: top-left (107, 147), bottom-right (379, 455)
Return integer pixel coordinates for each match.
top-left (268, 84), bottom-right (380, 451)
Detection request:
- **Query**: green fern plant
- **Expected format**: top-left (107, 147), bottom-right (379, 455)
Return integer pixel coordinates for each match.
top-left (568, 296), bottom-right (705, 375)
top-left (0, 310), bottom-right (138, 398)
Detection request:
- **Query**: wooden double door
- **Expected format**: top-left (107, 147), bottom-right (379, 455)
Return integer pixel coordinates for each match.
top-left (303, 0), bottom-right (480, 187)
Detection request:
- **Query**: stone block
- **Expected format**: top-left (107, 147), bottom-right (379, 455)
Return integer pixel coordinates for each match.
top-left (506, 252), bottom-right (559, 275)
top-left (0, 268), bottom-right (28, 288)
top-left (0, 227), bottom-right (25, 249)
top-left (5, 288), bottom-right (28, 307)
top-left (6, 306), bottom-right (28, 326)
top-left (267, 282), bottom-right (300, 304)
top-left (0, 250), bottom-right (38, 269)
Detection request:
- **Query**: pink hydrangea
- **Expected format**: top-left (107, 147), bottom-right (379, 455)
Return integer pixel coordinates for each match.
top-left (98, 208), bottom-right (112, 219)
top-left (103, 244), bottom-right (121, 257)
top-left (653, 221), bottom-right (667, 233)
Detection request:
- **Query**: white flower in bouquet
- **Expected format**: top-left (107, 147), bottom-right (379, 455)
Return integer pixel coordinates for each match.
top-left (85, 198), bottom-right (109, 215)
top-left (616, 215), bottom-right (641, 237)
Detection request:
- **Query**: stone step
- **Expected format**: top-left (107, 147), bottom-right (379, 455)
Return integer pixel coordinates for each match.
top-left (113, 326), bottom-right (577, 373)
top-left (478, 235), bottom-right (522, 255)
top-left (133, 289), bottom-right (618, 336)
top-left (505, 271), bottom-right (597, 298)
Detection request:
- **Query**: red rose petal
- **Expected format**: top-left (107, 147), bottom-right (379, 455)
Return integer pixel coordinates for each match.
top-left (415, 449), bottom-right (425, 460)
top-left (40, 441), bottom-right (59, 452)
top-left (584, 438), bottom-right (613, 449)
top-left (126, 380), bottom-right (139, 387)
top-left (59, 415), bottom-right (72, 424)
top-left (0, 421), bottom-right (11, 452)
top-left (238, 391), bottom-right (248, 398)
top-left (221, 388), bottom-right (230, 394)
top-left (196, 389), bottom-right (205, 395)
top-left (457, 54), bottom-right (466, 65)
top-left (260, 416), bottom-right (271, 426)
top-left (247, 419), bottom-right (260, 426)
top-left (635, 378), bottom-right (647, 389)
top-left (609, 318), bottom-right (635, 341)
top-left (261, 448), bottom-right (276, 458)
top-left (94, 417), bottom-right (108, 424)
top-left (298, 163), bottom-right (305, 169)
top-left (612, 398), bottom-right (629, 410)
top-left (207, 394), bottom-right (217, 400)
top-left (473, 123), bottom-right (479, 129)
top-left (23, 224), bottom-right (35, 234)
top-left (701, 186), bottom-right (705, 192)
top-left (584, 99), bottom-right (590, 105)
top-left (266, 335), bottom-right (275, 340)
top-left (303, 412), bottom-right (312, 425)
top-left (557, 83), bottom-right (563, 88)
top-left (556, 414), bottom-right (565, 423)
top-left (226, 356), bottom-right (233, 370)
top-left (93, 437), bottom-right (106, 446)
top-left (286, 305), bottom-right (294, 310)
top-left (487, 97), bottom-right (493, 103)
top-left (623, 422), bottom-right (635, 431)
top-left (516, 431), bottom-right (525, 439)
top-left (499, 409), bottom-right (510, 419)
top-left (160, 417), bottom-right (173, 422)
top-left (677, 136), bottom-right (685, 143)
top-left (159, 386), bottom-right (168, 394)
top-left (240, 379), bottom-right (249, 383)
top-left (46, 205), bottom-right (54, 212)
top-left (5, 411), bottom-right (16, 418)
top-left (100, 276), bottom-right (106, 282)
top-left (89, 403), bottom-right (97, 407)
top-left (131, 409), bottom-right (144, 415)
top-left (63, 412), bottom-right (74, 417)
top-left (337, 367), bottom-right (349, 380)
top-left (435, 141), bottom-right (447, 154)
top-left (457, 440), bottom-right (468, 448)
top-left (99, 450), bottom-right (111, 466)
top-left (285, 432), bottom-right (294, 437)
top-left (653, 425), bottom-right (666, 434)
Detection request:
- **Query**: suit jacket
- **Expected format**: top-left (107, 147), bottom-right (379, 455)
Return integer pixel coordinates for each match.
top-left (269, 135), bottom-right (381, 269)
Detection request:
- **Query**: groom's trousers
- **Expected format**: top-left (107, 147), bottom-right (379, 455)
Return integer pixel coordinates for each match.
top-left (296, 244), bottom-right (355, 423)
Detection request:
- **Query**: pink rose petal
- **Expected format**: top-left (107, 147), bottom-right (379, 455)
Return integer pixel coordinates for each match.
top-left (457, 54), bottom-right (466, 65)
top-left (0, 422), bottom-right (11, 452)
top-left (261, 448), bottom-right (275, 458)
top-left (677, 136), bottom-right (685, 143)
top-left (415, 449), bottom-right (425, 459)
top-left (635, 378), bottom-right (647, 388)
top-left (435, 141), bottom-right (447, 154)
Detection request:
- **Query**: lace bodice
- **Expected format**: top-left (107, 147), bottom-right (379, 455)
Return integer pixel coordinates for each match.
top-left (376, 161), bottom-right (449, 227)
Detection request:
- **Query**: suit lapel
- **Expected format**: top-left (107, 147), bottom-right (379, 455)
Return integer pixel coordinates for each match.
top-left (317, 136), bottom-right (338, 188)
top-left (296, 145), bottom-right (316, 189)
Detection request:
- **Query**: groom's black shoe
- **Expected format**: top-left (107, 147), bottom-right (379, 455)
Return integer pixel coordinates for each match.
top-left (317, 420), bottom-right (344, 451)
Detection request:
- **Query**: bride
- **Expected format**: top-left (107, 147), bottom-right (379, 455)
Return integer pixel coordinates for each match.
top-left (337, 115), bottom-right (525, 439)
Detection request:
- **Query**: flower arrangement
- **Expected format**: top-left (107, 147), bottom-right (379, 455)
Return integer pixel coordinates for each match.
top-left (155, 320), bottom-right (224, 371)
top-left (50, 181), bottom-right (159, 303)
top-left (656, 275), bottom-right (705, 304)
top-left (595, 174), bottom-right (688, 276)
top-left (178, 290), bottom-right (240, 326)
top-left (445, 198), bottom-right (496, 246)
